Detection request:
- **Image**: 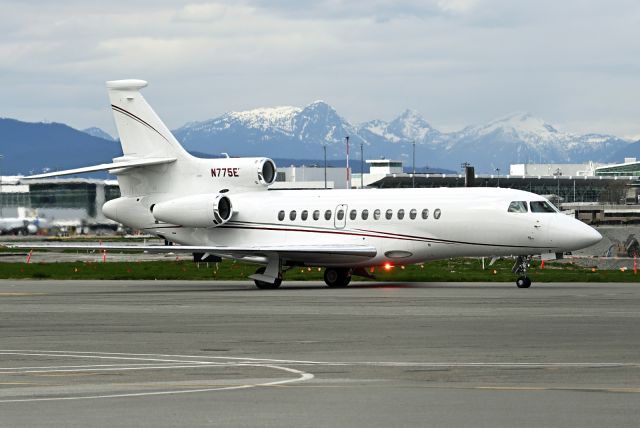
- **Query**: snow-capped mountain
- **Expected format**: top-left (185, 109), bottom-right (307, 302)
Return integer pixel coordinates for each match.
top-left (293, 101), bottom-right (358, 145)
top-left (438, 112), bottom-right (630, 170)
top-left (173, 104), bottom-right (632, 172)
top-left (383, 109), bottom-right (441, 143)
top-left (174, 101), bottom-right (367, 159)
top-left (3, 107), bottom-right (631, 176)
top-left (359, 110), bottom-right (441, 146)
top-left (457, 112), bottom-right (560, 140)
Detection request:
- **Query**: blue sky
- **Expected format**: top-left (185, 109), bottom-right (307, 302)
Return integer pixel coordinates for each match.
top-left (1, 0), bottom-right (639, 138)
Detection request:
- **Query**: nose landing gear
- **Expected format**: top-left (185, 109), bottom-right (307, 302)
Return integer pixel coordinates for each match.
top-left (515, 276), bottom-right (532, 288)
top-left (512, 256), bottom-right (532, 288)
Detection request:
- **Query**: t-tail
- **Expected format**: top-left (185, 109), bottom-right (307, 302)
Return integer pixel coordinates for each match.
top-left (26, 79), bottom-right (189, 192)
top-left (25, 79), bottom-right (277, 230)
top-left (107, 80), bottom-right (191, 161)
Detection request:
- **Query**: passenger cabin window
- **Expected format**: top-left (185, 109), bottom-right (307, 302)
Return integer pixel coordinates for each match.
top-left (337, 209), bottom-right (345, 221)
top-left (362, 209), bottom-right (369, 220)
top-left (313, 210), bottom-right (320, 220)
top-left (301, 210), bottom-right (308, 221)
top-left (325, 210), bottom-right (332, 220)
top-left (278, 210), bottom-right (285, 221)
top-left (409, 209), bottom-right (417, 220)
top-left (397, 209), bottom-right (405, 220)
top-left (373, 209), bottom-right (381, 220)
top-left (508, 201), bottom-right (528, 213)
top-left (289, 210), bottom-right (297, 221)
top-left (434, 208), bottom-right (441, 219)
top-left (530, 201), bottom-right (557, 213)
top-left (350, 209), bottom-right (357, 220)
top-left (422, 209), bottom-right (429, 219)
top-left (385, 209), bottom-right (393, 220)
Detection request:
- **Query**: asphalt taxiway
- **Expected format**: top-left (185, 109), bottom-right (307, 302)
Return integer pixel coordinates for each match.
top-left (0, 280), bottom-right (638, 427)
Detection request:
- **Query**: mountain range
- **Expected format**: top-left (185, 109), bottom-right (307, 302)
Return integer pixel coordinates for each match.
top-left (1, 103), bottom-right (639, 176)
top-left (0, 118), bottom-right (121, 176)
top-left (174, 102), bottom-right (638, 172)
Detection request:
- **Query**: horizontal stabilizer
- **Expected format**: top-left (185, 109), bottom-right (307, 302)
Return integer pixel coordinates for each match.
top-left (24, 157), bottom-right (176, 179)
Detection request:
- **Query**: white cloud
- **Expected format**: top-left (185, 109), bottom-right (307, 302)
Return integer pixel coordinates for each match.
top-left (437, 0), bottom-right (479, 14)
top-left (0, 0), bottom-right (639, 137)
top-left (173, 3), bottom-right (230, 22)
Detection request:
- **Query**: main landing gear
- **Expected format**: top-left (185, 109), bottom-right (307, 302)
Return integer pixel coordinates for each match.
top-left (512, 256), bottom-right (532, 288)
top-left (253, 266), bottom-right (282, 289)
top-left (252, 265), bottom-right (354, 289)
top-left (323, 268), bottom-right (352, 288)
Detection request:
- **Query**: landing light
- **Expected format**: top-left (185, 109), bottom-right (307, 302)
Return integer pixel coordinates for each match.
top-left (384, 263), bottom-right (393, 271)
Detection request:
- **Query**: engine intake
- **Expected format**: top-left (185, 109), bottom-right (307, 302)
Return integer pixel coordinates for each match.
top-left (152, 194), bottom-right (233, 228)
top-left (212, 194), bottom-right (232, 225)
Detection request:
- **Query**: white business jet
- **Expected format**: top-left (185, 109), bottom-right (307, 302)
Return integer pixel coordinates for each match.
top-left (0, 208), bottom-right (47, 236)
top-left (17, 80), bottom-right (602, 288)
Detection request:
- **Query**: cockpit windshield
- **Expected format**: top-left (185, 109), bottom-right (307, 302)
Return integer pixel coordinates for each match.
top-left (530, 201), bottom-right (558, 213)
top-left (508, 201), bottom-right (528, 213)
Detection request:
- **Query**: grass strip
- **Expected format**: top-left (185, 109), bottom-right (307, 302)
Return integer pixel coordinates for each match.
top-left (0, 259), bottom-right (637, 282)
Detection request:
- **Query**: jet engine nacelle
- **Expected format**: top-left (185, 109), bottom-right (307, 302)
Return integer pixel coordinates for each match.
top-left (207, 157), bottom-right (277, 188)
top-left (152, 193), bottom-right (233, 228)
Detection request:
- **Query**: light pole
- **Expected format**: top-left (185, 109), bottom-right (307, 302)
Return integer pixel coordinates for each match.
top-left (554, 168), bottom-right (562, 204)
top-left (345, 136), bottom-right (350, 189)
top-left (323, 144), bottom-right (327, 189)
top-left (360, 141), bottom-right (364, 189)
top-left (412, 140), bottom-right (416, 188)
top-left (495, 168), bottom-right (500, 187)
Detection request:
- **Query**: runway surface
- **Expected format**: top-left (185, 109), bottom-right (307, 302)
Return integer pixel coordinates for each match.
top-left (0, 280), bottom-right (638, 427)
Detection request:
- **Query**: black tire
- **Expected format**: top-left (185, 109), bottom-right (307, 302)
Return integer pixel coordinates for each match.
top-left (324, 268), bottom-right (352, 288)
top-left (254, 267), bottom-right (282, 289)
top-left (516, 276), bottom-right (531, 288)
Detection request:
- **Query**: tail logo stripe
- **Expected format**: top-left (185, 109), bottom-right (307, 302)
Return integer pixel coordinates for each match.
top-left (111, 104), bottom-right (170, 143)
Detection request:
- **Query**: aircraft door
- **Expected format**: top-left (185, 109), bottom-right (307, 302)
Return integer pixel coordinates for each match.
top-left (334, 204), bottom-right (347, 229)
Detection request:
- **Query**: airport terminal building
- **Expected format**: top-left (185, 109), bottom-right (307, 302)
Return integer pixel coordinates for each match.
top-left (0, 176), bottom-right (121, 234)
top-left (1, 157), bottom-right (639, 233)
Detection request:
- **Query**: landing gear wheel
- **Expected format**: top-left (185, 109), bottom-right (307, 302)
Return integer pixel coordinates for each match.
top-left (512, 256), bottom-right (533, 288)
top-left (324, 268), bottom-right (352, 288)
top-left (516, 276), bottom-right (531, 288)
top-left (253, 267), bottom-right (282, 289)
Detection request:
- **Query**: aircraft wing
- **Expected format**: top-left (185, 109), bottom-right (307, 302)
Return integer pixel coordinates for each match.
top-left (3, 242), bottom-right (377, 263)
top-left (24, 157), bottom-right (176, 179)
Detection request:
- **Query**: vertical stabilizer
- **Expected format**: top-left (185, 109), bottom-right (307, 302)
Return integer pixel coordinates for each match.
top-left (106, 80), bottom-right (190, 160)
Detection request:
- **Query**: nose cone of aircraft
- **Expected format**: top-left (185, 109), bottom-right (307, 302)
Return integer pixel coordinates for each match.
top-left (581, 224), bottom-right (603, 248)
top-left (550, 216), bottom-right (602, 251)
